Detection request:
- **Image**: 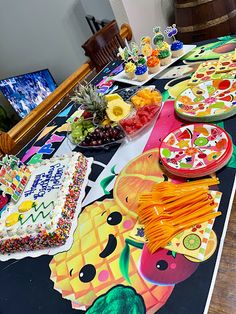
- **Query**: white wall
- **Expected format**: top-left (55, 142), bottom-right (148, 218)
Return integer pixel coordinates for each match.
top-left (81, 0), bottom-right (115, 21)
top-left (0, 0), bottom-right (114, 85)
top-left (110, 0), bottom-right (174, 43)
top-left (0, 0), bottom-right (115, 120)
top-left (109, 0), bottom-right (129, 27)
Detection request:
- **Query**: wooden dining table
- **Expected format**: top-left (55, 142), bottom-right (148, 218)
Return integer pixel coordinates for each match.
top-left (0, 36), bottom-right (235, 314)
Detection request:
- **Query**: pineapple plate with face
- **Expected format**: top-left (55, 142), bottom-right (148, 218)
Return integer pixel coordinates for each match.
top-left (49, 148), bottom-right (213, 312)
top-left (49, 199), bottom-right (174, 313)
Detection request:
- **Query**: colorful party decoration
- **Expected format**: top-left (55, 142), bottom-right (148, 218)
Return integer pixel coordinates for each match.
top-left (175, 79), bottom-right (236, 122)
top-left (0, 155), bottom-right (31, 202)
top-left (160, 123), bottom-right (233, 177)
top-left (165, 24), bottom-right (178, 41)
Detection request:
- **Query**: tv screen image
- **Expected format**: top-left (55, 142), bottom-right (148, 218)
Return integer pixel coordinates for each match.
top-left (0, 69), bottom-right (57, 119)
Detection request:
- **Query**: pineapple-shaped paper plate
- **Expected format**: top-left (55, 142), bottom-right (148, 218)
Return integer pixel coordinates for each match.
top-left (49, 199), bottom-right (174, 313)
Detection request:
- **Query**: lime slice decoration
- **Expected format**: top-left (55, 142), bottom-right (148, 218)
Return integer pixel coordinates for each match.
top-left (194, 137), bottom-right (208, 146)
top-left (162, 148), bottom-right (171, 158)
top-left (210, 101), bottom-right (225, 109)
top-left (207, 85), bottom-right (216, 94)
top-left (179, 163), bottom-right (192, 169)
top-left (211, 74), bottom-right (221, 79)
top-left (194, 96), bottom-right (204, 102)
top-left (183, 234), bottom-right (201, 250)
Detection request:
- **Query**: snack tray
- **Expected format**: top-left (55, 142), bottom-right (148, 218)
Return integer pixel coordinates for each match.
top-left (68, 86), bottom-right (162, 149)
top-left (113, 45), bottom-right (196, 86)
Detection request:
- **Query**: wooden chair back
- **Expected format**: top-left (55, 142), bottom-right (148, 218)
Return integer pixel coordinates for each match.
top-left (85, 15), bottom-right (110, 34)
top-left (82, 20), bottom-right (126, 71)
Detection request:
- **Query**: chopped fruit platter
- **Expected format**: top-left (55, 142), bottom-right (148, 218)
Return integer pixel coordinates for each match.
top-left (68, 84), bottom-right (162, 148)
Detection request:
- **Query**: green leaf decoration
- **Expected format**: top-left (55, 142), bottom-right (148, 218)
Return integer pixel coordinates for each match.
top-left (119, 239), bottom-right (144, 284)
top-left (126, 238), bottom-right (144, 249)
top-left (217, 36), bottom-right (233, 41)
top-left (171, 251), bottom-right (177, 258)
top-left (111, 165), bottom-right (116, 175)
top-left (227, 143), bottom-right (236, 169)
top-left (213, 121), bottom-right (224, 128)
top-left (100, 175), bottom-right (116, 195)
top-left (119, 241), bottom-right (131, 284)
top-left (100, 165), bottom-right (117, 195)
top-left (162, 90), bottom-right (170, 102)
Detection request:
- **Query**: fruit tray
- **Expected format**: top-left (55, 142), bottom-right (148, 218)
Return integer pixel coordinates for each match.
top-left (68, 86), bottom-right (162, 149)
top-left (113, 44), bottom-right (196, 86)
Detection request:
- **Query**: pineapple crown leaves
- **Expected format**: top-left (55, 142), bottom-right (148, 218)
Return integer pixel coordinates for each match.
top-left (119, 238), bottom-right (144, 284)
top-left (70, 82), bottom-right (108, 122)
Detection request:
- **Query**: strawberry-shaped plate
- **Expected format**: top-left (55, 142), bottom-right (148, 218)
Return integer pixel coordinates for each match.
top-left (160, 123), bottom-right (233, 178)
top-left (174, 79), bottom-right (236, 122)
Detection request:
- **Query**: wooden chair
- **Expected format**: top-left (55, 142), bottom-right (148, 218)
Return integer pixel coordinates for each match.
top-left (0, 23), bottom-right (132, 155)
top-left (85, 15), bottom-right (110, 34)
top-left (82, 20), bottom-right (131, 72)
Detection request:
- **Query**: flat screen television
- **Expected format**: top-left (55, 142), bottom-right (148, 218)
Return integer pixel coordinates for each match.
top-left (0, 69), bottom-right (57, 119)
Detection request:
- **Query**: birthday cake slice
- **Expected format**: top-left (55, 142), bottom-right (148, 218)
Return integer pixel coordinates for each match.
top-left (0, 153), bottom-right (92, 254)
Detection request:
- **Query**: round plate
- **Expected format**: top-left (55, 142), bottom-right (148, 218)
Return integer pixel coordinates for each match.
top-left (184, 230), bottom-right (217, 263)
top-left (160, 123), bottom-right (233, 178)
top-left (175, 79), bottom-right (236, 122)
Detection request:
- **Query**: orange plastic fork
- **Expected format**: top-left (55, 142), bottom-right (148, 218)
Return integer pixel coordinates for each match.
top-left (146, 211), bottom-right (221, 253)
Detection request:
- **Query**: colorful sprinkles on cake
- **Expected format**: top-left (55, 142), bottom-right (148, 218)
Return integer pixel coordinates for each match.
top-left (0, 153), bottom-right (90, 255)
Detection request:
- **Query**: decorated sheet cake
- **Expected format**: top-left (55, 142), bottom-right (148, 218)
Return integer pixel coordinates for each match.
top-left (0, 153), bottom-right (92, 256)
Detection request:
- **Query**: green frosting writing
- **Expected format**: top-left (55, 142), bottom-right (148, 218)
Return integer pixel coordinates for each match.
top-left (19, 201), bottom-right (54, 225)
top-left (86, 285), bottom-right (146, 314)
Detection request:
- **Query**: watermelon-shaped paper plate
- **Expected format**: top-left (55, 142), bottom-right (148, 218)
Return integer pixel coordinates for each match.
top-left (175, 79), bottom-right (236, 122)
top-left (160, 124), bottom-right (233, 178)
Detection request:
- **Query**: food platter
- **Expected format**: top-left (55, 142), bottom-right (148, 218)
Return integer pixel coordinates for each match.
top-left (113, 45), bottom-right (196, 86)
top-left (160, 123), bottom-right (233, 178)
top-left (175, 78), bottom-right (236, 122)
top-left (68, 86), bottom-right (163, 149)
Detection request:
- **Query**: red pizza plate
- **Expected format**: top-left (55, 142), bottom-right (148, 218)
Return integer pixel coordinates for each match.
top-left (160, 123), bottom-right (233, 178)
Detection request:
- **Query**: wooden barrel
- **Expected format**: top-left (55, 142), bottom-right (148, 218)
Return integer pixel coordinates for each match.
top-left (174, 0), bottom-right (236, 43)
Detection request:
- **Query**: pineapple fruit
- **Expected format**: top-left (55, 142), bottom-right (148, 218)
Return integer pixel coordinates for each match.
top-left (50, 199), bottom-right (173, 313)
top-left (71, 83), bottom-right (108, 123)
top-left (106, 99), bottom-right (131, 122)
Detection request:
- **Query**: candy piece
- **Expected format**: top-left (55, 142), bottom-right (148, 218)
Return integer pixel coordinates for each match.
top-left (18, 200), bottom-right (37, 213)
top-left (5, 213), bottom-right (22, 227)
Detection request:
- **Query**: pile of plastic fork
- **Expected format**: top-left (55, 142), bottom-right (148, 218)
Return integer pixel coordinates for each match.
top-left (137, 178), bottom-right (221, 254)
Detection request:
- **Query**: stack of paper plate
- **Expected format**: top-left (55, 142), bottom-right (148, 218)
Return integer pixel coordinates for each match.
top-left (160, 123), bottom-right (233, 178)
top-left (174, 79), bottom-right (236, 122)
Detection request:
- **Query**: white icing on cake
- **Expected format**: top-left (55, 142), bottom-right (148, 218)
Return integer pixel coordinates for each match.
top-left (0, 153), bottom-right (88, 252)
